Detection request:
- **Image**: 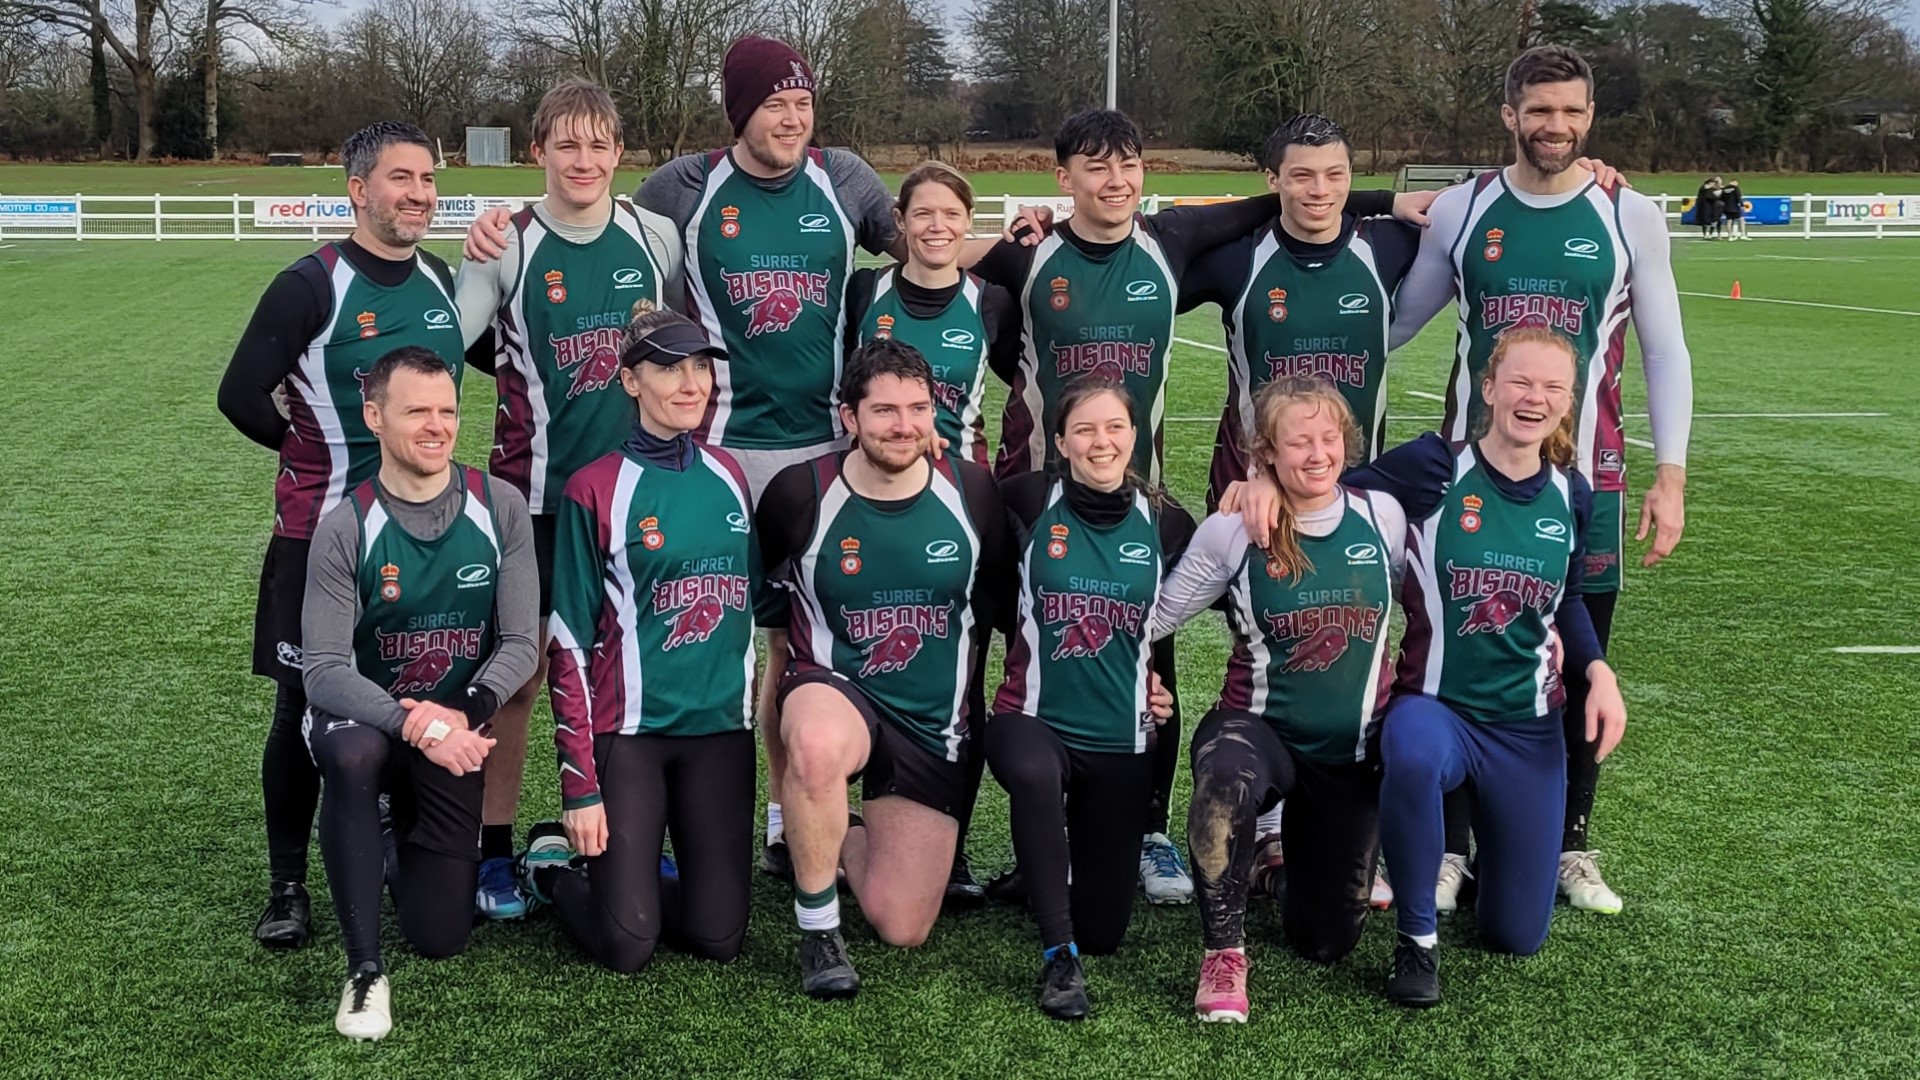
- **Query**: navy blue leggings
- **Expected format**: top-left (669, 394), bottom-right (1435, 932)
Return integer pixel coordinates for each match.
top-left (1379, 696), bottom-right (1566, 954)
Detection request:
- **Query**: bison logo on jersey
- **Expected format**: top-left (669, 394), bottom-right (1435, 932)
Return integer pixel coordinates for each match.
top-left (1040, 589), bottom-right (1144, 661)
top-left (860, 625), bottom-right (923, 676)
top-left (1052, 613), bottom-right (1113, 660)
top-left (551, 327), bottom-right (624, 400)
top-left (1459, 590), bottom-right (1525, 634)
top-left (652, 572), bottom-right (750, 651)
top-left (1052, 340), bottom-right (1155, 380)
top-left (841, 601), bottom-right (953, 677)
top-left (723, 269), bottom-right (831, 338)
top-left (1281, 624), bottom-right (1351, 672)
top-left (389, 647), bottom-right (453, 695)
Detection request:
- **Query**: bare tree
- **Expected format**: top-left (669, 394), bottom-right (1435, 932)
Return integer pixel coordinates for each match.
top-left (364, 0), bottom-right (493, 138)
top-left (0, 0), bottom-right (171, 159)
top-left (199, 0), bottom-right (311, 156)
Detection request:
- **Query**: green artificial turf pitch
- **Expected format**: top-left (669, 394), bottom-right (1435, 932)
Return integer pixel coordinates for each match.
top-left (0, 231), bottom-right (1916, 1077)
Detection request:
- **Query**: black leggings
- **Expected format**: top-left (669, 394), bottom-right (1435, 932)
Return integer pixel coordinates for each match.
top-left (1440, 589), bottom-right (1619, 856)
top-left (953, 647), bottom-right (991, 862)
top-left (987, 711), bottom-right (1154, 954)
top-left (308, 718), bottom-right (480, 969)
top-left (552, 731), bottom-right (755, 973)
top-left (264, 682), bottom-right (320, 883)
top-left (1187, 710), bottom-right (1377, 960)
top-left (1146, 637), bottom-right (1182, 835)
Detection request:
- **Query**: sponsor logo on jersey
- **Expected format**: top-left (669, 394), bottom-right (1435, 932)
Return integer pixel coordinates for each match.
top-left (1338, 292), bottom-right (1371, 314)
top-left (726, 512), bottom-right (750, 534)
top-left (545, 269), bottom-right (568, 304)
top-left (719, 205), bottom-right (741, 239)
top-left (550, 327), bottom-right (624, 399)
top-left (1040, 588), bottom-right (1145, 660)
top-left (1267, 287), bottom-right (1288, 323)
top-left (1598, 448), bottom-right (1625, 480)
top-left (1049, 275), bottom-right (1070, 312)
top-left (872, 313), bottom-right (895, 340)
top-left (1265, 350), bottom-right (1371, 388)
top-left (612, 268), bottom-right (645, 289)
top-left (377, 623), bottom-right (488, 694)
top-left (356, 311), bottom-right (379, 339)
top-left (1535, 517), bottom-right (1570, 543)
top-left (841, 600), bottom-right (954, 676)
top-left (1482, 227), bottom-right (1504, 262)
top-left (1118, 541), bottom-right (1153, 566)
top-left (798, 213), bottom-right (832, 234)
top-left (1125, 280), bottom-right (1159, 302)
top-left (1459, 493), bottom-right (1483, 533)
top-left (925, 539), bottom-right (961, 564)
top-left (1564, 237), bottom-right (1601, 260)
top-left (1345, 542), bottom-right (1380, 565)
top-left (1263, 604), bottom-right (1382, 671)
top-left (1046, 523), bottom-right (1069, 559)
top-left (425, 308), bottom-right (453, 328)
top-left (1052, 339), bottom-right (1155, 380)
top-left (378, 561), bottom-right (402, 602)
top-left (723, 269), bottom-right (831, 338)
top-left (1480, 292), bottom-right (1588, 335)
top-left (455, 563), bottom-right (492, 588)
top-left (638, 515), bottom-right (665, 550)
top-left (941, 328), bottom-right (977, 350)
top-left (1446, 559), bottom-right (1558, 634)
top-left (652, 573), bottom-right (750, 650)
top-left (276, 641), bottom-right (305, 669)
top-left (839, 537), bottom-right (862, 575)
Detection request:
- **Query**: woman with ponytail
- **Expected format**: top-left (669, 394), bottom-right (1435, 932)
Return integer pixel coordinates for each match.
top-left (1148, 377), bottom-right (1408, 1023)
top-left (1339, 325), bottom-right (1625, 1007)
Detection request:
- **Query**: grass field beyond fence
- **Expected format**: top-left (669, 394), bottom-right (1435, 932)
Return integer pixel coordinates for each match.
top-left (0, 171), bottom-right (1916, 1077)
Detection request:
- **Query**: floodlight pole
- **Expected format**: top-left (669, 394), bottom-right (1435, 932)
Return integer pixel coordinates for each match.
top-left (1106, 0), bottom-right (1118, 110)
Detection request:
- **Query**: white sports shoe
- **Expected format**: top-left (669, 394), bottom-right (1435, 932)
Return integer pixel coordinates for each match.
top-left (1558, 850), bottom-right (1623, 914)
top-left (1435, 853), bottom-right (1472, 914)
top-left (335, 964), bottom-right (392, 1041)
top-left (1139, 832), bottom-right (1194, 904)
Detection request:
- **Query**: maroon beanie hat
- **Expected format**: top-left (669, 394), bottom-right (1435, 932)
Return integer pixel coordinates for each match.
top-left (724, 36), bottom-right (816, 136)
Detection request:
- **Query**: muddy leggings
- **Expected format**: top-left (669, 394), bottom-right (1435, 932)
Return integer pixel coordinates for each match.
top-left (1186, 709), bottom-right (1378, 960)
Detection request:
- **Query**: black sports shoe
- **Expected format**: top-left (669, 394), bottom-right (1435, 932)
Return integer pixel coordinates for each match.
top-left (1038, 950), bottom-right (1089, 1021)
top-left (255, 881), bottom-right (311, 950)
top-left (1386, 936), bottom-right (1441, 1007)
top-left (944, 854), bottom-right (987, 909)
top-left (760, 839), bottom-right (794, 882)
top-left (986, 866), bottom-right (1027, 907)
top-left (798, 928), bottom-right (860, 1000)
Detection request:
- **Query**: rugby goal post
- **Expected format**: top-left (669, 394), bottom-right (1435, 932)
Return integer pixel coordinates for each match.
top-left (1396, 164), bottom-right (1500, 191)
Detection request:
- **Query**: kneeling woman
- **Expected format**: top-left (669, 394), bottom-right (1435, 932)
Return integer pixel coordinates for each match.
top-left (989, 377), bottom-right (1192, 1020)
top-left (1346, 326), bottom-right (1626, 1006)
top-left (1149, 377), bottom-right (1406, 1023)
top-left (523, 305), bottom-right (776, 973)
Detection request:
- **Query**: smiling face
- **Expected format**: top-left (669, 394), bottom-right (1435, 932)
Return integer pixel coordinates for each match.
top-left (621, 354), bottom-right (713, 436)
top-left (1058, 150), bottom-right (1143, 231)
top-left (899, 179), bottom-right (971, 273)
top-left (1054, 389), bottom-right (1136, 492)
top-left (1264, 398), bottom-right (1347, 505)
top-left (1269, 140), bottom-right (1352, 242)
top-left (739, 88), bottom-right (814, 173)
top-left (1503, 79), bottom-right (1592, 177)
top-left (1481, 338), bottom-right (1576, 449)
top-left (843, 373), bottom-right (935, 474)
top-left (351, 141), bottom-right (436, 248)
top-left (535, 112), bottom-right (621, 213)
top-left (365, 366), bottom-right (458, 480)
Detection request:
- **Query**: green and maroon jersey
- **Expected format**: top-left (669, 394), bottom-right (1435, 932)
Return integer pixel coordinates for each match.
top-left (1443, 173), bottom-right (1633, 493)
top-left (491, 203), bottom-right (666, 513)
top-left (780, 454), bottom-right (984, 761)
top-left (1215, 220), bottom-right (1394, 499)
top-left (546, 445), bottom-right (765, 809)
top-left (685, 148), bottom-right (855, 450)
top-left (1217, 488), bottom-right (1395, 763)
top-left (994, 481), bottom-right (1163, 754)
top-left (1395, 443), bottom-right (1576, 724)
top-left (277, 243), bottom-right (460, 539)
top-left (857, 267), bottom-right (991, 467)
top-left (348, 466), bottom-right (499, 704)
top-left (999, 222), bottom-right (1176, 482)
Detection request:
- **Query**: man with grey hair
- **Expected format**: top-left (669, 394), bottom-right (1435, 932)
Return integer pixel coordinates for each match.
top-left (218, 119), bottom-right (475, 952)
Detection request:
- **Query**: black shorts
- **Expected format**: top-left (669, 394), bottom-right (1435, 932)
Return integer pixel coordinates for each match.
top-left (252, 535), bottom-right (311, 685)
top-left (531, 512), bottom-right (557, 618)
top-left (778, 667), bottom-right (965, 818)
top-left (303, 711), bottom-right (485, 861)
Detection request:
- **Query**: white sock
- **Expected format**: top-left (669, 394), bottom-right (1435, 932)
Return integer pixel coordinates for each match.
top-left (1256, 802), bottom-right (1284, 837)
top-left (1411, 932), bottom-right (1437, 949)
top-left (765, 802), bottom-right (783, 845)
top-left (794, 891), bottom-right (840, 932)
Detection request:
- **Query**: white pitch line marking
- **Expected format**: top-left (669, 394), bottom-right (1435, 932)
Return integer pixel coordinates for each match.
top-left (1829, 646), bottom-right (1920, 654)
top-left (1625, 436), bottom-right (1655, 450)
top-left (1173, 336), bottom-right (1226, 353)
top-left (1679, 291), bottom-right (1920, 317)
top-left (1406, 389), bottom-right (1446, 402)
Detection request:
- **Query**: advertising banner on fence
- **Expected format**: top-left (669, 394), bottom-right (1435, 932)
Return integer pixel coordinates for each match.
top-left (1679, 195), bottom-right (1791, 226)
top-left (0, 199), bottom-right (80, 228)
top-left (253, 195), bottom-right (520, 228)
top-left (1823, 196), bottom-right (1920, 225)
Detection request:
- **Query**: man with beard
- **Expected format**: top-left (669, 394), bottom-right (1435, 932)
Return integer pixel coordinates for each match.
top-left (1387, 44), bottom-right (1693, 919)
top-left (219, 121), bottom-right (472, 951)
top-left (753, 340), bottom-right (1010, 999)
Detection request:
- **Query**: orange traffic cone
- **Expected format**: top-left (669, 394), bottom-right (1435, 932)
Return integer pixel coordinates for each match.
top-left (1731, 280), bottom-right (1742, 299)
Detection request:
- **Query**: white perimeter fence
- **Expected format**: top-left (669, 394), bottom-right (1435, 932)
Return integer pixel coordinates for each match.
top-left (1, 192), bottom-right (1917, 241)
